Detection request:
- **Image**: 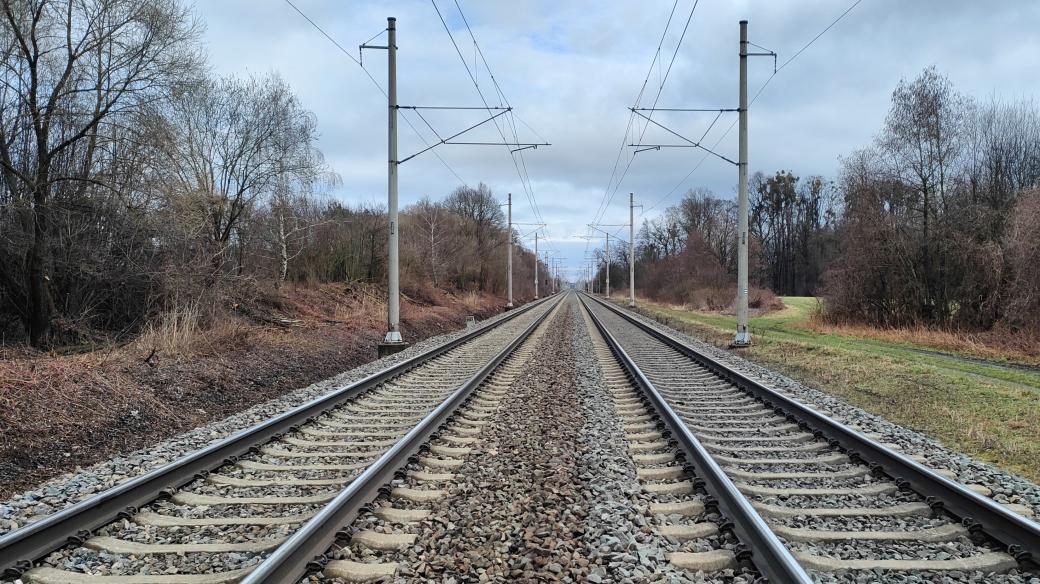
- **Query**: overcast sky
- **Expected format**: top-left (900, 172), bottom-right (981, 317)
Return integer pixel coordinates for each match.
top-left (192, 1), bottom-right (1040, 279)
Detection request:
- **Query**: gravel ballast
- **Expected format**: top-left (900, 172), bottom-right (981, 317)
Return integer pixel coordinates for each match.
top-left (330, 297), bottom-right (754, 583)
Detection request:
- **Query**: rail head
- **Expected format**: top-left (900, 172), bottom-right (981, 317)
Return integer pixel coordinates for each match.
top-left (239, 294), bottom-right (563, 583)
top-left (0, 295), bottom-right (554, 578)
top-left (578, 294), bottom-right (814, 584)
top-left (582, 292), bottom-right (1040, 566)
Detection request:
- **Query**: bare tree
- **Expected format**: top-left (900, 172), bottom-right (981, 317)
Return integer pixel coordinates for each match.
top-left (878, 66), bottom-right (968, 321)
top-left (824, 68), bottom-right (1040, 330)
top-left (1005, 189), bottom-right (1040, 332)
top-left (265, 96), bottom-right (337, 284)
top-left (676, 187), bottom-right (737, 270)
top-left (404, 197), bottom-right (455, 287)
top-left (156, 74), bottom-right (313, 277)
top-left (0, 0), bottom-right (200, 345)
top-left (445, 182), bottom-right (504, 290)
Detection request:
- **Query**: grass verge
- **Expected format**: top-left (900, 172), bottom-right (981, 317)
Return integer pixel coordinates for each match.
top-left (621, 296), bottom-right (1040, 483)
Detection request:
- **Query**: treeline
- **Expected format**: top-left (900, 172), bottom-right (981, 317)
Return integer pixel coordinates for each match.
top-left (623, 173), bottom-right (838, 309)
top-left (287, 185), bottom-right (550, 302)
top-left (0, 0), bottom-right (546, 347)
top-left (826, 67), bottom-right (1040, 331)
top-left (627, 66), bottom-right (1040, 336)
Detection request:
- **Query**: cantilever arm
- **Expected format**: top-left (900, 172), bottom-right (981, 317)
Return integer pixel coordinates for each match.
top-left (629, 110), bottom-right (738, 166)
top-left (399, 109), bottom-right (513, 163)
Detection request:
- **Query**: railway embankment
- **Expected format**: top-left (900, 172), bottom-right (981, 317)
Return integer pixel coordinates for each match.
top-left (0, 284), bottom-right (506, 501)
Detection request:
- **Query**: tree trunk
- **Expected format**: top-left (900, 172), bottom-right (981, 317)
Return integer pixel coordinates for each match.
top-left (922, 179), bottom-right (932, 322)
top-left (26, 178), bottom-right (54, 347)
top-left (428, 224), bottom-right (439, 286)
top-left (278, 209), bottom-right (289, 284)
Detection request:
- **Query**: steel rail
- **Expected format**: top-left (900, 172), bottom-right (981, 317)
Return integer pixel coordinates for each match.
top-left (240, 295), bottom-right (563, 583)
top-left (0, 296), bottom-right (553, 577)
top-left (582, 292), bottom-right (1040, 567)
top-left (578, 293), bottom-right (814, 584)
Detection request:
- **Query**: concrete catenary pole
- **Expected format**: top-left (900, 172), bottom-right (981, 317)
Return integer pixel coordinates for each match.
top-left (628, 192), bottom-right (636, 307)
top-left (550, 259), bottom-right (555, 294)
top-left (734, 19), bottom-right (752, 347)
top-left (605, 232), bottom-right (610, 298)
top-left (547, 253), bottom-right (553, 295)
top-left (380, 17), bottom-right (406, 355)
top-left (544, 253), bottom-right (550, 295)
top-left (534, 232), bottom-right (539, 299)
top-left (506, 193), bottom-right (513, 308)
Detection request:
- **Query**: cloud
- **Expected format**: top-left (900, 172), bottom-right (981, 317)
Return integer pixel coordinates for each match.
top-left (192, 0), bottom-right (1040, 278)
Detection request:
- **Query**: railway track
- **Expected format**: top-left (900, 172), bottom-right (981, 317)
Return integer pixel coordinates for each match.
top-left (580, 292), bottom-right (1040, 583)
top-left (318, 295), bottom-right (763, 582)
top-left (3, 290), bottom-right (1038, 583)
top-left (309, 297), bottom-right (567, 582)
top-left (0, 296), bottom-right (561, 584)
top-left (577, 303), bottom-right (766, 581)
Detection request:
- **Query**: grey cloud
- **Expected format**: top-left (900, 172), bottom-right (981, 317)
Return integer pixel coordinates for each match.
top-left (192, 0), bottom-right (1039, 278)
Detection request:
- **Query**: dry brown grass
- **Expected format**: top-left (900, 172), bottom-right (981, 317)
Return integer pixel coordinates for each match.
top-left (132, 299), bottom-right (255, 359)
top-left (0, 350), bottom-right (172, 480)
top-left (805, 318), bottom-right (1040, 366)
top-left (282, 283), bottom-right (385, 327)
top-left (0, 282), bottom-right (508, 499)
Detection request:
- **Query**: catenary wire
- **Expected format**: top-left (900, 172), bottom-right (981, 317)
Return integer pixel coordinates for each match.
top-left (594, 0), bottom-right (702, 229)
top-left (639, 0), bottom-right (864, 217)
top-left (588, 0), bottom-right (685, 258)
top-left (594, 0), bottom-right (701, 227)
top-left (441, 0), bottom-right (546, 226)
top-left (283, 0), bottom-right (469, 187)
top-left (440, 0), bottom-right (560, 256)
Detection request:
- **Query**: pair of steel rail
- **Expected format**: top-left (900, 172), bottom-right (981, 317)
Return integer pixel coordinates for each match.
top-left (579, 292), bottom-right (1040, 583)
top-left (5, 291), bottom-right (1037, 583)
top-left (0, 295), bottom-right (559, 582)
